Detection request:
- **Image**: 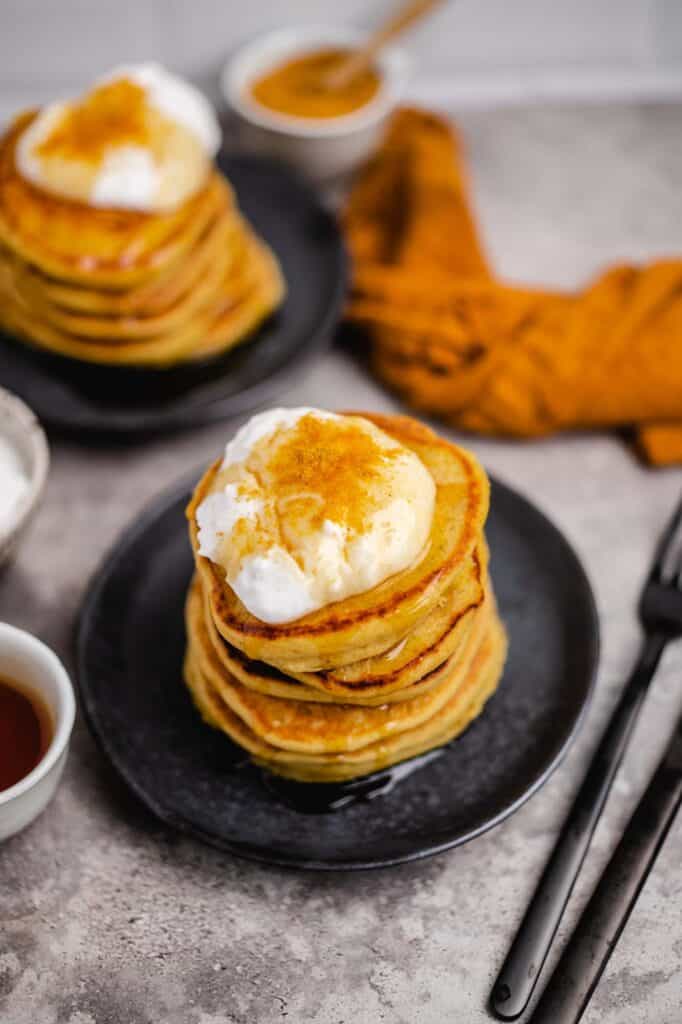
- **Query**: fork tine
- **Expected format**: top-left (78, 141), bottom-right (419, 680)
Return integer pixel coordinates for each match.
top-left (648, 491), bottom-right (682, 584)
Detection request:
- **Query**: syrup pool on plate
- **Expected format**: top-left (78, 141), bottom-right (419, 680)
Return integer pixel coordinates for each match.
top-left (0, 676), bottom-right (52, 792)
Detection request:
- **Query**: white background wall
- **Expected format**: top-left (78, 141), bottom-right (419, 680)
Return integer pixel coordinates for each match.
top-left (2, 0), bottom-right (682, 118)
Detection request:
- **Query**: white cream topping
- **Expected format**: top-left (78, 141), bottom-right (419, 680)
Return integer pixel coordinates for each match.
top-left (16, 64), bottom-right (221, 212)
top-left (196, 408), bottom-right (436, 624)
top-left (221, 406), bottom-right (337, 465)
top-left (112, 64), bottom-right (221, 155)
top-left (90, 144), bottom-right (158, 209)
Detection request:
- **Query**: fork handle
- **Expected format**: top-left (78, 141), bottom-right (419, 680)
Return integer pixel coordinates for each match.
top-left (528, 728), bottom-right (682, 1023)
top-left (490, 633), bottom-right (667, 1021)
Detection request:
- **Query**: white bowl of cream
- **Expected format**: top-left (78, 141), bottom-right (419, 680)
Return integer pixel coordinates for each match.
top-left (0, 388), bottom-right (49, 570)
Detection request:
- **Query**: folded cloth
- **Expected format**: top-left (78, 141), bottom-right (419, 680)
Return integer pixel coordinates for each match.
top-left (343, 108), bottom-right (682, 465)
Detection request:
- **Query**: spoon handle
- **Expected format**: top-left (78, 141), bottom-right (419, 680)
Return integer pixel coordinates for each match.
top-left (325, 0), bottom-right (445, 91)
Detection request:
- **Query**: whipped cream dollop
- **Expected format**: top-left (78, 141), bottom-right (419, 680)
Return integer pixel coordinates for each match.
top-left (196, 408), bottom-right (436, 624)
top-left (16, 64), bottom-right (221, 212)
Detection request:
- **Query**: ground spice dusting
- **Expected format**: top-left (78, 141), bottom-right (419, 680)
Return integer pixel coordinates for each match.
top-left (36, 79), bottom-right (155, 165)
top-left (343, 107), bottom-right (682, 465)
top-left (263, 415), bottom-right (399, 534)
top-left (211, 415), bottom-right (412, 576)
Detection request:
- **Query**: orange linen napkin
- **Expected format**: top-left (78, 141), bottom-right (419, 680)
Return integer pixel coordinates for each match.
top-left (343, 108), bottom-right (682, 464)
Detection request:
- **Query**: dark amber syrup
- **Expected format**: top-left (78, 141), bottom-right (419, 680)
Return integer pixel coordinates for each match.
top-left (0, 677), bottom-right (52, 792)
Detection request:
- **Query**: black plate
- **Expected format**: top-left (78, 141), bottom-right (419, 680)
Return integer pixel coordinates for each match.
top-left (77, 473), bottom-right (599, 870)
top-left (0, 155), bottom-right (346, 436)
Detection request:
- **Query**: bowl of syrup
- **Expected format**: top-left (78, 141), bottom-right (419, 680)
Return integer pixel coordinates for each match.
top-left (0, 622), bottom-right (75, 841)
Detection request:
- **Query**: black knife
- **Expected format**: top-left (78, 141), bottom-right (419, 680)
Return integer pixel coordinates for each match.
top-left (527, 710), bottom-right (682, 1024)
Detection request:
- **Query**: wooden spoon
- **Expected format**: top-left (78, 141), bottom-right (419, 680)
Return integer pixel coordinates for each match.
top-left (322, 0), bottom-right (445, 93)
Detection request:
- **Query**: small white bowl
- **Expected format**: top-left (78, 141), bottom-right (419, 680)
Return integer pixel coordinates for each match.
top-left (0, 623), bottom-right (76, 841)
top-left (222, 26), bottom-right (409, 183)
top-left (0, 387), bottom-right (49, 569)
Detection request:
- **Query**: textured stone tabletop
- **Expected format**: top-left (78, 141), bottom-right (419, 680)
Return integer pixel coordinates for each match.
top-left (2, 104), bottom-right (681, 1024)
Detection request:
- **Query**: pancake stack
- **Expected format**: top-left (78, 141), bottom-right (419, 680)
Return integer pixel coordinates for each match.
top-left (183, 413), bottom-right (507, 784)
top-left (0, 113), bottom-right (285, 367)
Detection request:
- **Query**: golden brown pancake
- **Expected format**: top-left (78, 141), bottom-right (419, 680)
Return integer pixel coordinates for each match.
top-left (0, 113), bottom-right (228, 288)
top-left (10, 208), bottom-right (237, 316)
top-left (0, 226), bottom-right (284, 366)
top-left (183, 411), bottom-right (505, 783)
top-left (0, 110), bottom-right (286, 367)
top-left (184, 613), bottom-right (507, 782)
top-left (189, 571), bottom-right (490, 705)
top-left (185, 584), bottom-right (494, 754)
top-left (188, 413), bottom-right (490, 673)
top-left (1, 198), bottom-right (236, 320)
top-left (6, 214), bottom-right (243, 334)
top-left (198, 560), bottom-right (488, 699)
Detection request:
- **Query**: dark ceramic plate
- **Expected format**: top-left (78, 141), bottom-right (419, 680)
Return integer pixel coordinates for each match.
top-left (77, 473), bottom-right (598, 870)
top-left (0, 154), bottom-right (346, 436)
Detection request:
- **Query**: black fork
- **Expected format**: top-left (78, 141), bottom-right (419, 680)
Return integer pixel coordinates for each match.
top-left (490, 492), bottom-right (682, 1021)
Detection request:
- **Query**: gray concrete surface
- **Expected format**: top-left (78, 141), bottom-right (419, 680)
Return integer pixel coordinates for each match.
top-left (1, 104), bottom-right (681, 1024)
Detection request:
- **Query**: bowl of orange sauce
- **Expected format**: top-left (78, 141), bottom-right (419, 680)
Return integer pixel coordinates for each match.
top-left (222, 27), bottom-right (409, 182)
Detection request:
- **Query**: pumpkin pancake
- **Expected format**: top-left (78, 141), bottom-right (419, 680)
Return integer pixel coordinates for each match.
top-left (197, 554), bottom-right (489, 699)
top-left (0, 101), bottom-right (286, 366)
top-left (188, 571), bottom-right (490, 705)
top-left (176, 234), bottom-right (284, 364)
top-left (0, 226), bottom-right (284, 366)
top-left (5, 207), bottom-right (235, 317)
top-left (184, 611), bottom-right (507, 782)
top-left (185, 582), bottom-right (494, 754)
top-left (0, 113), bottom-right (229, 288)
top-left (6, 211), bottom-right (244, 332)
top-left (188, 413), bottom-right (489, 673)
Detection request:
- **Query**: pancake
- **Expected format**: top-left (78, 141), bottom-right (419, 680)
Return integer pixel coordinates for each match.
top-left (0, 225), bottom-right (285, 367)
top-left (184, 612), bottom-right (507, 783)
top-left (185, 580), bottom-right (494, 753)
top-left (0, 109), bottom-right (286, 367)
top-left (188, 413), bottom-right (490, 673)
top-left (189, 571), bottom-right (489, 705)
top-left (177, 234), bottom-right (285, 364)
top-left (199, 560), bottom-right (488, 699)
top-left (6, 213), bottom-right (243, 335)
top-left (0, 113), bottom-right (229, 288)
top-left (182, 410), bottom-right (506, 783)
top-left (5, 209), bottom-right (234, 317)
